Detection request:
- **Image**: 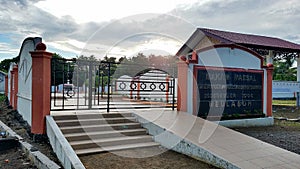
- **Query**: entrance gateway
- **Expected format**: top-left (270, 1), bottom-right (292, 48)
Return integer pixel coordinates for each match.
top-left (50, 58), bottom-right (176, 111)
top-left (177, 44), bottom-right (273, 120)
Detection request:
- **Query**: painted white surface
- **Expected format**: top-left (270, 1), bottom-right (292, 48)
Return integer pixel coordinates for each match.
top-left (46, 116), bottom-right (85, 169)
top-left (217, 117), bottom-right (274, 128)
top-left (18, 40), bottom-right (34, 126)
top-left (197, 48), bottom-right (261, 69)
top-left (187, 64), bottom-right (194, 114)
top-left (263, 69), bottom-right (267, 115)
top-left (0, 71), bottom-right (6, 93)
top-left (273, 80), bottom-right (300, 99)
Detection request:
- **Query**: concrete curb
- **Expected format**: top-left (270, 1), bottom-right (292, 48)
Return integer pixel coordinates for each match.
top-left (46, 115), bottom-right (85, 169)
top-left (216, 117), bottom-right (274, 128)
top-left (0, 120), bottom-right (61, 169)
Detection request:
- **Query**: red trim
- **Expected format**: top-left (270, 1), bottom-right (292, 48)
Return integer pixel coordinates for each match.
top-left (5, 75), bottom-right (8, 96)
top-left (186, 51), bottom-right (198, 64)
top-left (10, 70), bottom-right (14, 106)
top-left (194, 65), bottom-right (264, 73)
top-left (137, 78), bottom-right (140, 100)
top-left (12, 65), bottom-right (18, 110)
top-left (177, 61), bottom-right (188, 111)
top-left (30, 50), bottom-right (53, 134)
top-left (193, 68), bottom-right (198, 116)
top-left (266, 67), bottom-right (274, 116)
top-left (195, 44), bottom-right (264, 68)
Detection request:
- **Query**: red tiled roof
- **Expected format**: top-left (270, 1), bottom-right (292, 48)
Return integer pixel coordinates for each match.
top-left (199, 28), bottom-right (300, 52)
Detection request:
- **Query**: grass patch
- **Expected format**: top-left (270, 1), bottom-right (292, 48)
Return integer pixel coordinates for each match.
top-left (272, 99), bottom-right (296, 106)
top-left (0, 94), bottom-right (6, 103)
top-left (275, 120), bottom-right (300, 128)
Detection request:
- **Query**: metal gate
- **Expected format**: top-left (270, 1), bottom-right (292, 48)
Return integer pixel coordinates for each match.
top-left (50, 58), bottom-right (177, 111)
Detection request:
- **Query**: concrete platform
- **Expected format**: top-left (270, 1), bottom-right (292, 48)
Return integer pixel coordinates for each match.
top-left (133, 110), bottom-right (300, 169)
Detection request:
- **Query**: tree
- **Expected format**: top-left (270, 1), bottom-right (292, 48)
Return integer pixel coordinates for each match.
top-left (51, 53), bottom-right (76, 86)
top-left (0, 56), bottom-right (19, 72)
top-left (273, 60), bottom-right (297, 81)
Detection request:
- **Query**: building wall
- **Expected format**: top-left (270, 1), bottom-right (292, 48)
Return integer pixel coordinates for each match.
top-left (0, 72), bottom-right (6, 93)
top-left (182, 45), bottom-right (268, 117)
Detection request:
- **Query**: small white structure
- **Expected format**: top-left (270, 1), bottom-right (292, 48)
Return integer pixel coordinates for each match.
top-left (0, 71), bottom-right (6, 94)
top-left (272, 80), bottom-right (300, 99)
top-left (115, 70), bottom-right (177, 103)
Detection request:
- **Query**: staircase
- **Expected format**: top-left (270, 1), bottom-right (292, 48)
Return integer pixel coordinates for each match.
top-left (52, 113), bottom-right (160, 156)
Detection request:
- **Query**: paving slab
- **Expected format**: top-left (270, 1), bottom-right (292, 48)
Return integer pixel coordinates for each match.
top-left (133, 110), bottom-right (300, 169)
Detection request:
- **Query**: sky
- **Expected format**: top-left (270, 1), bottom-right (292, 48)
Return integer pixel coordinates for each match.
top-left (0, 0), bottom-right (300, 62)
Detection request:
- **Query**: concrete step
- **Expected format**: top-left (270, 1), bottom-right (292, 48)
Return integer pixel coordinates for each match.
top-left (75, 142), bottom-right (160, 156)
top-left (60, 123), bottom-right (142, 134)
top-left (55, 117), bottom-right (137, 127)
top-left (53, 113), bottom-right (133, 121)
top-left (70, 135), bottom-right (153, 150)
top-left (65, 128), bottom-right (147, 142)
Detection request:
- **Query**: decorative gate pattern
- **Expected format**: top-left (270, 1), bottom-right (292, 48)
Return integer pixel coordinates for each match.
top-left (51, 58), bottom-right (177, 111)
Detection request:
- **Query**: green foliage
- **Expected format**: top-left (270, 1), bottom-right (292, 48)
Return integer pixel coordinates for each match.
top-left (0, 93), bottom-right (6, 102)
top-left (113, 53), bottom-right (178, 78)
top-left (0, 56), bottom-right (19, 72)
top-left (51, 53), bottom-right (76, 86)
top-left (273, 59), bottom-right (297, 81)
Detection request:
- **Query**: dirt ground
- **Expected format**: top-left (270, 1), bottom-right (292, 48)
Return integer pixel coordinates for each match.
top-left (233, 106), bottom-right (300, 155)
top-left (1, 94), bottom-right (300, 169)
top-left (0, 147), bottom-right (37, 169)
top-left (80, 147), bottom-right (217, 169)
top-left (0, 97), bottom-right (61, 168)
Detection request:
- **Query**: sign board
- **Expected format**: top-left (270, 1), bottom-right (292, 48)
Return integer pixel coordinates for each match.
top-left (196, 67), bottom-right (263, 118)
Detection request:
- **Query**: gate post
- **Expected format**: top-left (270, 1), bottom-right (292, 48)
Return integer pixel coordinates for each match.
top-left (12, 65), bottom-right (18, 110)
top-left (266, 63), bottom-right (274, 117)
top-left (30, 43), bottom-right (53, 134)
top-left (177, 60), bottom-right (188, 111)
top-left (5, 75), bottom-right (8, 96)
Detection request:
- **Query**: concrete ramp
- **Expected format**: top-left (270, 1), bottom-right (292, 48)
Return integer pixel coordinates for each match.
top-left (133, 110), bottom-right (300, 169)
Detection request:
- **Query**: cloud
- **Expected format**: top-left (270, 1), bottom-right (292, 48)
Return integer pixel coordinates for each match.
top-left (1, 0), bottom-right (300, 62)
top-left (170, 0), bottom-right (300, 43)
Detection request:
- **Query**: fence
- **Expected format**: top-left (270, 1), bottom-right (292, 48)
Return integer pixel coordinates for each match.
top-left (50, 58), bottom-right (177, 111)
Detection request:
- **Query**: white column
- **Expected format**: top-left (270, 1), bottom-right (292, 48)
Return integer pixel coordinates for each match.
top-left (266, 50), bottom-right (274, 64)
top-left (297, 55), bottom-right (300, 82)
top-left (187, 64), bottom-right (194, 114)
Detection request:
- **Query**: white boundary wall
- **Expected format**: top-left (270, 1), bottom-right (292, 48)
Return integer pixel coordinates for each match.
top-left (17, 37), bottom-right (42, 126)
top-left (272, 80), bottom-right (300, 99)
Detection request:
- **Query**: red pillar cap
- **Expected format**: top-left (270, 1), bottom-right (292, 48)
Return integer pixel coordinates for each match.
top-left (36, 42), bottom-right (47, 51)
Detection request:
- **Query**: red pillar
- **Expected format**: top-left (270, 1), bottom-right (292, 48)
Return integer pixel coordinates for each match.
top-left (10, 68), bottom-right (15, 106)
top-left (166, 75), bottom-right (170, 103)
top-left (137, 77), bottom-right (140, 100)
top-left (5, 75), bottom-right (8, 96)
top-left (266, 63), bottom-right (274, 117)
top-left (177, 60), bottom-right (188, 111)
top-left (12, 65), bottom-right (18, 110)
top-left (30, 43), bottom-right (53, 134)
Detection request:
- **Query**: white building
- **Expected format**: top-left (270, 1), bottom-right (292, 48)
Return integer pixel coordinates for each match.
top-left (0, 71), bottom-right (6, 94)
